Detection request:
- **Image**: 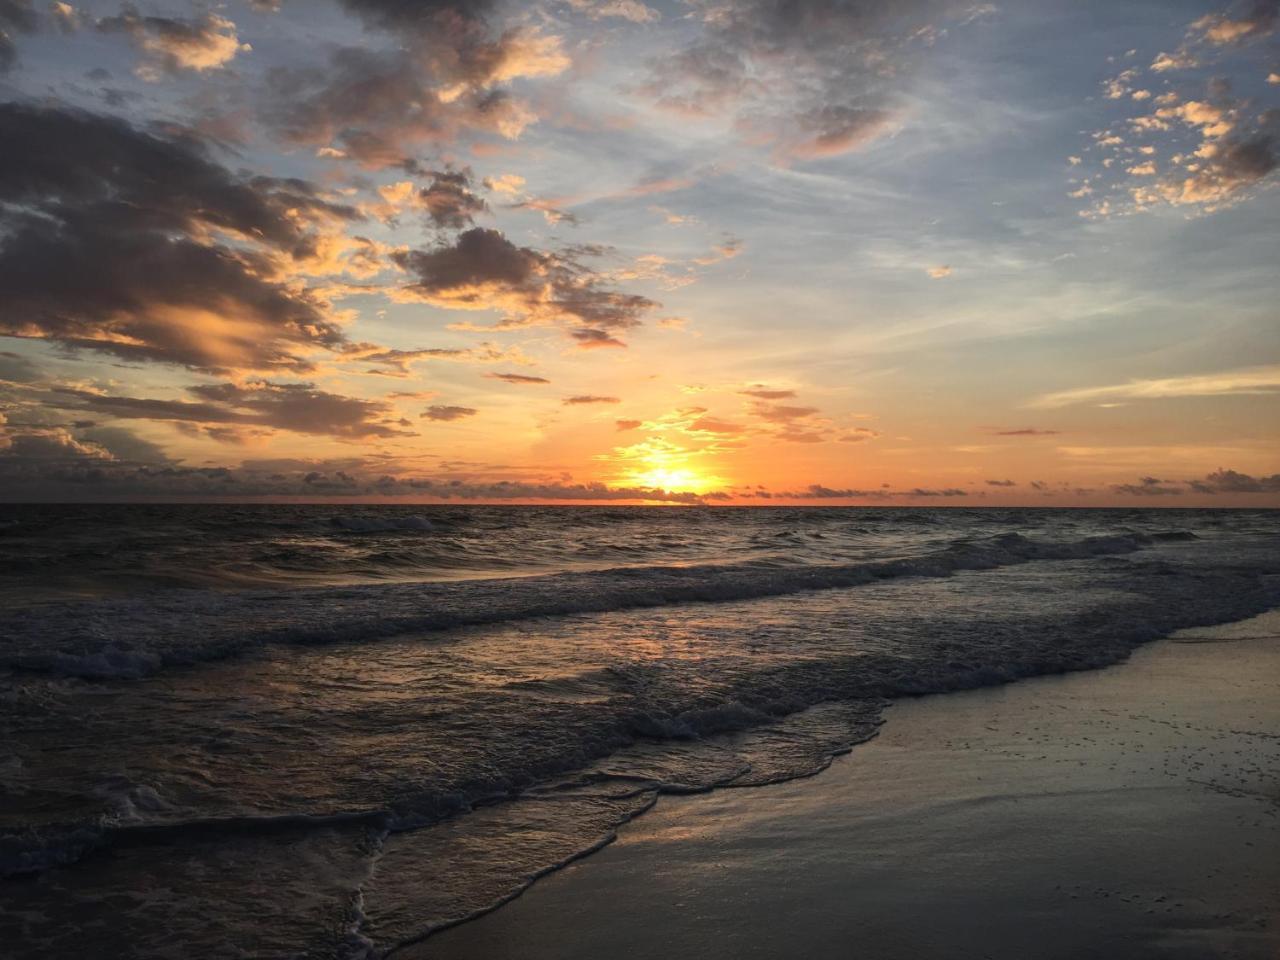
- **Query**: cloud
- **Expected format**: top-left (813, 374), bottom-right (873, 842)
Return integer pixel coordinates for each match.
top-left (1030, 366), bottom-right (1280, 408)
top-left (992, 427), bottom-right (1061, 436)
top-left (50, 2), bottom-right (81, 32)
top-left (985, 479), bottom-right (1017, 487)
top-left (51, 381), bottom-right (412, 440)
top-left (1152, 133), bottom-right (1278, 208)
top-left (378, 168), bottom-right (489, 228)
top-left (927, 264), bottom-right (952, 278)
top-left (340, 341), bottom-right (529, 377)
top-left (97, 7), bottom-right (248, 79)
top-left (262, 2), bottom-right (567, 167)
top-left (0, 427), bottom-right (112, 462)
top-left (1186, 468), bottom-right (1280, 493)
top-left (392, 228), bottom-right (658, 347)
top-left (739, 386), bottom-right (796, 400)
top-left (421, 404), bottom-right (478, 421)
top-left (485, 372), bottom-right (550, 385)
top-left (0, 1), bottom-right (37, 72)
top-left (1149, 1), bottom-right (1278, 75)
top-left (1112, 476), bottom-right (1183, 496)
top-left (0, 443), bottom-right (719, 503)
top-left (759, 484), bottom-right (968, 500)
top-left (838, 427), bottom-right (881, 442)
top-left (0, 103), bottom-right (365, 373)
top-left (1190, 1), bottom-right (1279, 46)
top-left (615, 419), bottom-right (642, 431)
top-left (78, 425), bottom-right (172, 464)
top-left (639, 0), bottom-right (976, 162)
top-left (563, 395), bottom-right (620, 405)
top-left (749, 402), bottom-right (820, 423)
top-left (564, 0), bottom-right (660, 23)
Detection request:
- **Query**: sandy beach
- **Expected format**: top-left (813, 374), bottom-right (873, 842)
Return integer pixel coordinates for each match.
top-left (417, 609), bottom-right (1280, 960)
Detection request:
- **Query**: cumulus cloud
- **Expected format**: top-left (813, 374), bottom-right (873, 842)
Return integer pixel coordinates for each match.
top-left (261, 1), bottom-right (567, 166)
top-left (1187, 467), bottom-right (1280, 493)
top-left (391, 228), bottom-right (658, 347)
top-left (1189, 0), bottom-right (1278, 46)
top-left (377, 168), bottom-right (489, 229)
top-left (0, 103), bottom-right (367, 373)
top-left (97, 6), bottom-right (248, 79)
top-left (1030, 366), bottom-right (1280, 408)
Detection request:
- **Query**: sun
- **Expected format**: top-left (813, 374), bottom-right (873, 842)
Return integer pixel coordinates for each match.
top-left (628, 466), bottom-right (720, 494)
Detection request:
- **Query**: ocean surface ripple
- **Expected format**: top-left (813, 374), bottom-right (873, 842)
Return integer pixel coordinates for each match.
top-left (1, 505), bottom-right (1277, 958)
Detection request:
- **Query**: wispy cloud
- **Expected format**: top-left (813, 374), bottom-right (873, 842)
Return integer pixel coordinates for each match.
top-left (1029, 366), bottom-right (1280, 408)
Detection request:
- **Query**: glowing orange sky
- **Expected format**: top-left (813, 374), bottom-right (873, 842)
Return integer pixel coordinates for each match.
top-left (0, 0), bottom-right (1277, 505)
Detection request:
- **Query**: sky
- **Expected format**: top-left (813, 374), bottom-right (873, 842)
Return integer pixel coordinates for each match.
top-left (0, 0), bottom-right (1277, 505)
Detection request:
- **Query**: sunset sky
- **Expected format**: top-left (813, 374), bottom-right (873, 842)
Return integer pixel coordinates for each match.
top-left (1, 0), bottom-right (1277, 504)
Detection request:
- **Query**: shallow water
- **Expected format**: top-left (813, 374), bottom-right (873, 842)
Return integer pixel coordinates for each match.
top-left (1, 506), bottom-right (1277, 957)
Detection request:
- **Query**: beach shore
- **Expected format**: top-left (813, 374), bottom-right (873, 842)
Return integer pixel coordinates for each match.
top-left (415, 609), bottom-right (1280, 960)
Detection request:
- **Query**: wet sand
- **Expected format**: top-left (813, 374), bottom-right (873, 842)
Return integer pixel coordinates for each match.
top-left (414, 609), bottom-right (1280, 960)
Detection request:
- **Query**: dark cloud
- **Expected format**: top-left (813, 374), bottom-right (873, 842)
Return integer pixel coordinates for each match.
top-left (392, 228), bottom-right (657, 346)
top-left (985, 479), bottom-right (1017, 487)
top-left (261, 2), bottom-right (565, 167)
top-left (0, 350), bottom-right (40, 383)
top-left (570, 328), bottom-right (628, 349)
top-left (615, 419), bottom-right (642, 431)
top-left (1186, 467), bottom-right (1280, 493)
top-left (418, 168), bottom-right (489, 228)
top-left (0, 0), bottom-right (36, 72)
top-left (763, 483), bottom-right (969, 500)
top-left (336, 0), bottom-right (494, 37)
top-left (563, 395), bottom-right (620, 405)
top-left (1112, 476), bottom-right (1183, 496)
top-left (0, 444), bottom-right (719, 503)
top-left (0, 428), bottom-right (111, 462)
top-left (485, 372), bottom-right (550, 384)
top-left (993, 428), bottom-right (1061, 436)
top-left (421, 404), bottom-right (478, 421)
top-left (78, 426), bottom-right (172, 464)
top-left (0, 103), bottom-right (361, 373)
top-left (51, 381), bottom-right (411, 440)
top-left (1175, 133), bottom-right (1278, 205)
top-left (342, 342), bottom-right (522, 377)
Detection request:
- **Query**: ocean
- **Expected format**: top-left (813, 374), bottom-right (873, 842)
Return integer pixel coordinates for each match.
top-left (1, 505), bottom-right (1277, 958)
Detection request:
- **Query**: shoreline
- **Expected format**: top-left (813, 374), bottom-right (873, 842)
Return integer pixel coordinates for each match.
top-left (412, 609), bottom-right (1280, 960)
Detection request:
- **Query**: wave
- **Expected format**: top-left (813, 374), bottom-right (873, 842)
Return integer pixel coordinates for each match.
top-left (0, 530), bottom-right (1199, 680)
top-left (328, 516), bottom-right (439, 534)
